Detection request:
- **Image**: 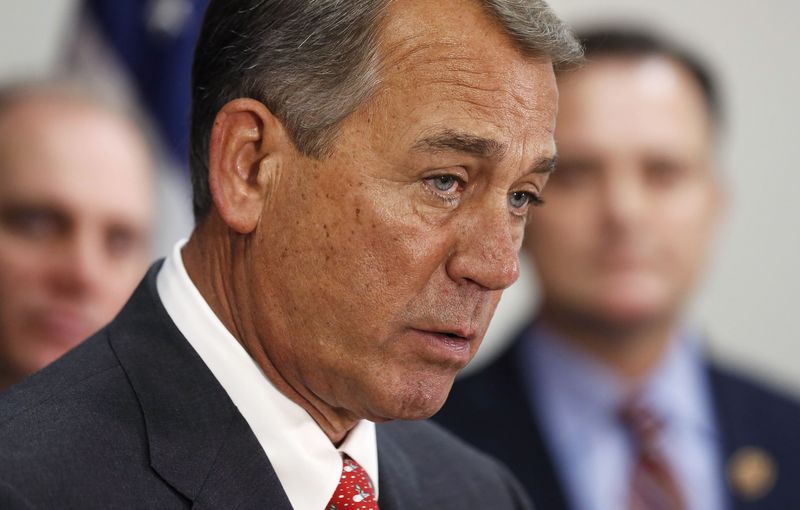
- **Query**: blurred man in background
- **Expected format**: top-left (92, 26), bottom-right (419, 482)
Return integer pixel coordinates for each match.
top-left (436, 28), bottom-right (800, 509)
top-left (0, 84), bottom-right (154, 390)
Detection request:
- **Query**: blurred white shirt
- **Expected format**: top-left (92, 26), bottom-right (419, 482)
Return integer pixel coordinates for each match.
top-left (520, 323), bottom-right (727, 510)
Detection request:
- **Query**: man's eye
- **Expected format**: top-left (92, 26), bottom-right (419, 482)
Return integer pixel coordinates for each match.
top-left (508, 191), bottom-right (544, 211)
top-left (551, 160), bottom-right (595, 188)
top-left (0, 208), bottom-right (64, 241)
top-left (645, 159), bottom-right (688, 187)
top-left (427, 175), bottom-right (461, 194)
top-left (106, 228), bottom-right (142, 260)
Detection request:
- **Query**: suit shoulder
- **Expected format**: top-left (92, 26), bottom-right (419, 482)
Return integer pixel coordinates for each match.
top-left (0, 477), bottom-right (35, 510)
top-left (0, 329), bottom-right (173, 507)
top-left (377, 420), bottom-right (531, 509)
top-left (710, 362), bottom-right (800, 452)
top-left (434, 342), bottom-right (526, 441)
top-left (0, 330), bottom-right (141, 474)
top-left (444, 344), bottom-right (519, 407)
top-left (711, 363), bottom-right (800, 425)
top-left (710, 363), bottom-right (800, 506)
top-left (380, 418), bottom-right (493, 461)
top-left (0, 331), bottom-right (120, 425)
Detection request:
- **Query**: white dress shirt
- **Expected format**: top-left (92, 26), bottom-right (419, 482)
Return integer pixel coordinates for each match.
top-left (156, 240), bottom-right (378, 510)
top-left (520, 323), bottom-right (727, 510)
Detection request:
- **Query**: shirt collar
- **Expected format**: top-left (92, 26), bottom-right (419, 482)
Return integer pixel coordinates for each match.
top-left (640, 328), bottom-right (717, 438)
top-left (523, 322), bottom-right (716, 445)
top-left (523, 324), bottom-right (626, 449)
top-left (156, 239), bottom-right (378, 510)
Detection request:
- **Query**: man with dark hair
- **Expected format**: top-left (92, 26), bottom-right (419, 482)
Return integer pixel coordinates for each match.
top-left (436, 27), bottom-right (800, 510)
top-left (0, 0), bottom-right (581, 508)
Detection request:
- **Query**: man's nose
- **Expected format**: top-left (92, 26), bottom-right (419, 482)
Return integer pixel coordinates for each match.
top-left (445, 203), bottom-right (521, 291)
top-left (49, 231), bottom-right (105, 298)
top-left (601, 168), bottom-right (648, 232)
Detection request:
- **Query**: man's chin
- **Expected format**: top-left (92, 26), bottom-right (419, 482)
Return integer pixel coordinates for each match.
top-left (589, 298), bottom-right (672, 332)
top-left (365, 384), bottom-right (453, 422)
top-left (606, 292), bottom-right (667, 314)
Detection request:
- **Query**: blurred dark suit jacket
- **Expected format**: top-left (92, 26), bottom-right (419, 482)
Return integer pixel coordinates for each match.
top-left (0, 264), bottom-right (531, 510)
top-left (435, 324), bottom-right (800, 510)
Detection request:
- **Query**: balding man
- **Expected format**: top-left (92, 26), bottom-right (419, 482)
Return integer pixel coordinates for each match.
top-left (0, 85), bottom-right (154, 391)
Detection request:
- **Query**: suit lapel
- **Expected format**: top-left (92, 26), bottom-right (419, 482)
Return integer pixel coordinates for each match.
top-left (191, 412), bottom-right (292, 509)
top-left (488, 327), bottom-right (572, 510)
top-left (107, 263), bottom-right (289, 508)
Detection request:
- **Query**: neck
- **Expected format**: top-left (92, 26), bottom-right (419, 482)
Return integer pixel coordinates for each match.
top-left (0, 372), bottom-right (16, 392)
top-left (537, 300), bottom-right (676, 382)
top-left (0, 356), bottom-right (26, 391)
top-left (181, 218), bottom-right (357, 445)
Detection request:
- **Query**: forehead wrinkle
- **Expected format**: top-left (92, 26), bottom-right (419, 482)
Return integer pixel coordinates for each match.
top-left (406, 52), bottom-right (528, 92)
top-left (376, 8), bottom-right (487, 69)
top-left (375, 16), bottom-right (551, 119)
top-left (411, 70), bottom-right (546, 127)
top-left (379, 28), bottom-right (521, 87)
top-left (376, 29), bottom-right (438, 80)
top-left (412, 128), bottom-right (508, 159)
top-left (421, 56), bottom-right (554, 124)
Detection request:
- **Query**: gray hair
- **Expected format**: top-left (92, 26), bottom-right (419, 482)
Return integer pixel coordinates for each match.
top-left (189, 0), bottom-right (582, 221)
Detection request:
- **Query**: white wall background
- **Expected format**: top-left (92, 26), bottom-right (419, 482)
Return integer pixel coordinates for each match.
top-left (1, 1), bottom-right (798, 393)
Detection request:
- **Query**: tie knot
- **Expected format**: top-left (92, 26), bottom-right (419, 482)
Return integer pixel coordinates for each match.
top-left (620, 401), bottom-right (685, 510)
top-left (618, 400), bottom-right (665, 452)
top-left (327, 455), bottom-right (378, 510)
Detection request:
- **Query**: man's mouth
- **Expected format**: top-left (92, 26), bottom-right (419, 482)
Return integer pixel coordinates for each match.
top-left (418, 326), bottom-right (474, 342)
top-left (407, 326), bottom-right (477, 366)
top-left (30, 309), bottom-right (95, 346)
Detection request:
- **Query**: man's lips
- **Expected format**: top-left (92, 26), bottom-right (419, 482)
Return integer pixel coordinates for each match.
top-left (412, 325), bottom-right (475, 341)
top-left (29, 310), bottom-right (96, 346)
top-left (407, 326), bottom-right (477, 366)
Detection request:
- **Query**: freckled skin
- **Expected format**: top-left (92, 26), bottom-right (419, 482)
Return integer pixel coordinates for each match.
top-left (184, 0), bottom-right (558, 443)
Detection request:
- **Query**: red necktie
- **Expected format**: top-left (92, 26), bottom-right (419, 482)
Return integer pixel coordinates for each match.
top-left (620, 401), bottom-right (685, 510)
top-left (325, 455), bottom-right (379, 510)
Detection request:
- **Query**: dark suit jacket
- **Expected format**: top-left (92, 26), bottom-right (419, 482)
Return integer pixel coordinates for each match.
top-left (434, 324), bottom-right (800, 510)
top-left (0, 264), bottom-right (531, 509)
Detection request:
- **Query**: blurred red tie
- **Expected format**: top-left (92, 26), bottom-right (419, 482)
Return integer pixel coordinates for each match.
top-left (620, 400), bottom-right (685, 510)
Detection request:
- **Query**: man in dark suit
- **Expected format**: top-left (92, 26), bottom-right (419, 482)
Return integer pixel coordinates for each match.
top-left (436, 28), bottom-right (800, 510)
top-left (0, 0), bottom-right (583, 508)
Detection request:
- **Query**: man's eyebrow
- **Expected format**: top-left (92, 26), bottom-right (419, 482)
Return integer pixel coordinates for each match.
top-left (530, 155), bottom-right (558, 174)
top-left (411, 129), bottom-right (507, 158)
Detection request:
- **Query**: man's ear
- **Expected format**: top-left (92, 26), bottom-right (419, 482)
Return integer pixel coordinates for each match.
top-left (207, 98), bottom-right (289, 234)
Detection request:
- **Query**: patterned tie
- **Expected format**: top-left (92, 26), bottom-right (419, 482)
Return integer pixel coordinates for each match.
top-left (325, 455), bottom-right (379, 510)
top-left (620, 400), bottom-right (685, 510)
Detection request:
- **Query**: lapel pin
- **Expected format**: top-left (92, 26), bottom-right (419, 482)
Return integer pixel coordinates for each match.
top-left (728, 446), bottom-right (777, 501)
